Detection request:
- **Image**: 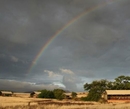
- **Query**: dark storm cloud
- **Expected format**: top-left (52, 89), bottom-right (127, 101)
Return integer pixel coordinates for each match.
top-left (0, 0), bottom-right (90, 77)
top-left (0, 0), bottom-right (130, 92)
top-left (43, 0), bottom-right (130, 77)
top-left (31, 0), bottom-right (130, 87)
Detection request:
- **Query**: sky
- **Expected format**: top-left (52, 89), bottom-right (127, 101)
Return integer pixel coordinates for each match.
top-left (0, 0), bottom-right (130, 92)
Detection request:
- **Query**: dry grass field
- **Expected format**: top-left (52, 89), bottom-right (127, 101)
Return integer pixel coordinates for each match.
top-left (1, 96), bottom-right (130, 109)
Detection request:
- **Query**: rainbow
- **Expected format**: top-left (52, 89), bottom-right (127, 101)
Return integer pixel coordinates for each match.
top-left (27, 0), bottom-right (117, 74)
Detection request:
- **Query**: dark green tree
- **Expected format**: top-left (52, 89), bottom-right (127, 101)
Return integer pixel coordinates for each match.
top-left (84, 79), bottom-right (109, 101)
top-left (38, 89), bottom-right (54, 98)
top-left (53, 89), bottom-right (65, 100)
top-left (113, 75), bottom-right (130, 90)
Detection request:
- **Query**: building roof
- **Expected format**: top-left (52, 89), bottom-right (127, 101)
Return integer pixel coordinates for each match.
top-left (64, 92), bottom-right (71, 96)
top-left (14, 92), bottom-right (30, 94)
top-left (33, 91), bottom-right (41, 95)
top-left (105, 90), bottom-right (130, 95)
top-left (0, 91), bottom-right (12, 94)
top-left (76, 92), bottom-right (88, 95)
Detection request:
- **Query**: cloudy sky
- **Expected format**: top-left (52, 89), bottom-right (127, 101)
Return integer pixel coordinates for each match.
top-left (0, 0), bottom-right (130, 92)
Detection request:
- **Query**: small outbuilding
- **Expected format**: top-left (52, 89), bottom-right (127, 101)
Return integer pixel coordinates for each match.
top-left (102, 90), bottom-right (130, 101)
top-left (64, 92), bottom-right (72, 99)
top-left (13, 92), bottom-right (31, 98)
top-left (30, 91), bottom-right (41, 98)
top-left (0, 91), bottom-right (13, 96)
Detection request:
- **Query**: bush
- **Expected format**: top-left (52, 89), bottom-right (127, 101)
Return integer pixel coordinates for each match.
top-left (53, 89), bottom-right (65, 100)
top-left (38, 89), bottom-right (65, 100)
top-left (38, 90), bottom-right (54, 98)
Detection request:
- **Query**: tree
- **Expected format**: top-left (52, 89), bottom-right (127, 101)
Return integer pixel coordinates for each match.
top-left (71, 92), bottom-right (77, 99)
top-left (113, 75), bottom-right (130, 90)
top-left (53, 89), bottom-right (65, 100)
top-left (38, 89), bottom-right (54, 98)
top-left (84, 79), bottom-right (109, 101)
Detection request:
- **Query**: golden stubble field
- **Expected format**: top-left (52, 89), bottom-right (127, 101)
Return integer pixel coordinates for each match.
top-left (1, 97), bottom-right (130, 109)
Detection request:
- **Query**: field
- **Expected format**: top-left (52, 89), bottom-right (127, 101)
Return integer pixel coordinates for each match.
top-left (1, 97), bottom-right (130, 109)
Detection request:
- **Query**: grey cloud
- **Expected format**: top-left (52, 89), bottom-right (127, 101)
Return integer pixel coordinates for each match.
top-left (59, 68), bottom-right (82, 91)
top-left (63, 76), bottom-right (77, 91)
top-left (62, 74), bottom-right (83, 91)
top-left (0, 79), bottom-right (60, 92)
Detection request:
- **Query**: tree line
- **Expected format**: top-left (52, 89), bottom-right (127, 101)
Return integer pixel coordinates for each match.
top-left (37, 89), bottom-right (77, 100)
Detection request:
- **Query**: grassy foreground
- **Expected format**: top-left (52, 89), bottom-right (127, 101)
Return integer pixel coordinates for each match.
top-left (1, 103), bottom-right (130, 109)
top-left (1, 97), bottom-right (130, 109)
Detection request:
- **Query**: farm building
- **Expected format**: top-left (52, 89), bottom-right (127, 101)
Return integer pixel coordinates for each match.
top-left (13, 92), bottom-right (30, 98)
top-left (64, 92), bottom-right (72, 99)
top-left (102, 90), bottom-right (130, 101)
top-left (30, 91), bottom-right (41, 98)
top-left (0, 91), bottom-right (13, 96)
